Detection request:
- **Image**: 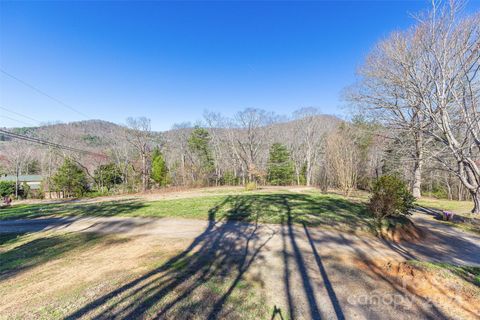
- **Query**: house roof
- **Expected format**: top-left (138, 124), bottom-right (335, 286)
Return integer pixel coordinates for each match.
top-left (0, 175), bottom-right (43, 182)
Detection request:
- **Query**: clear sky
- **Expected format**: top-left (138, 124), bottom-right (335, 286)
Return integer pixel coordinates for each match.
top-left (1, 1), bottom-right (479, 131)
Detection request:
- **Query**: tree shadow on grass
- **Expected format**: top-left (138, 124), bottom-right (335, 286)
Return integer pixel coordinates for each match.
top-left (215, 193), bottom-right (370, 226)
top-left (63, 193), bottom-right (362, 319)
top-left (0, 200), bottom-right (147, 220)
top-left (64, 196), bottom-right (276, 319)
top-left (0, 232), bottom-right (29, 246)
top-left (0, 232), bottom-right (106, 281)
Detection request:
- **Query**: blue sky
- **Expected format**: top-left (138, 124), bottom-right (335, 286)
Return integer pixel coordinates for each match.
top-left (1, 1), bottom-right (479, 131)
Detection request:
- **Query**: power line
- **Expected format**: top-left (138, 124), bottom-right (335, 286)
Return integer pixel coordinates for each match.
top-left (0, 114), bottom-right (36, 127)
top-left (0, 68), bottom-right (91, 119)
top-left (0, 105), bottom-right (41, 124)
top-left (0, 128), bottom-right (106, 158)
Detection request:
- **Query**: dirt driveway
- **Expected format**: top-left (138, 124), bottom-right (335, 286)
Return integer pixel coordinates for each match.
top-left (1, 209), bottom-right (479, 319)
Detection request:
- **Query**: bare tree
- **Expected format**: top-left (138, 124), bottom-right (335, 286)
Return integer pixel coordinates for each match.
top-left (292, 108), bottom-right (334, 186)
top-left (324, 127), bottom-right (360, 196)
top-left (231, 108), bottom-right (275, 182)
top-left (347, 22), bottom-right (432, 198)
top-left (0, 141), bottom-right (34, 197)
top-left (125, 117), bottom-right (152, 192)
top-left (349, 0), bottom-right (480, 212)
top-left (412, 2), bottom-right (480, 212)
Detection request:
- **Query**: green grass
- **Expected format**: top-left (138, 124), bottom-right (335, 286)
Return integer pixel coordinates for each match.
top-left (0, 230), bottom-right (269, 320)
top-left (416, 197), bottom-right (474, 214)
top-left (0, 191), bottom-right (373, 231)
top-left (408, 260), bottom-right (480, 287)
top-left (415, 197), bottom-right (480, 234)
top-left (0, 232), bottom-right (107, 279)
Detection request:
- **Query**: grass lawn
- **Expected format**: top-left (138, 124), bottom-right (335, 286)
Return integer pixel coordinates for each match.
top-left (0, 232), bottom-right (106, 278)
top-left (0, 230), bottom-right (269, 319)
top-left (416, 197), bottom-right (480, 234)
top-left (416, 197), bottom-right (475, 214)
top-left (0, 191), bottom-right (374, 232)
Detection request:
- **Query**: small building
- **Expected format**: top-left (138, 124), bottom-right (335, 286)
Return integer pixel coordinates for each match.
top-left (0, 174), bottom-right (43, 190)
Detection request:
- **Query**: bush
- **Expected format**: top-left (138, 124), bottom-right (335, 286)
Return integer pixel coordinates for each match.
top-left (368, 175), bottom-right (415, 222)
top-left (20, 182), bottom-right (31, 199)
top-left (0, 181), bottom-right (15, 197)
top-left (245, 182), bottom-right (257, 191)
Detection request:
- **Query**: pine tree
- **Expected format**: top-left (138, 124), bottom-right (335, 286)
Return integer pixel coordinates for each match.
top-left (188, 127), bottom-right (214, 182)
top-left (51, 158), bottom-right (88, 197)
top-left (151, 147), bottom-right (169, 186)
top-left (267, 143), bottom-right (294, 186)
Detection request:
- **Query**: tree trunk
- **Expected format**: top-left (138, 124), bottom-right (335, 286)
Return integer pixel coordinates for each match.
top-left (142, 154), bottom-right (147, 192)
top-left (412, 133), bottom-right (423, 198)
top-left (412, 160), bottom-right (422, 198)
top-left (15, 167), bottom-right (19, 198)
top-left (295, 167), bottom-right (300, 186)
top-left (470, 190), bottom-right (480, 214)
top-left (306, 157), bottom-right (312, 187)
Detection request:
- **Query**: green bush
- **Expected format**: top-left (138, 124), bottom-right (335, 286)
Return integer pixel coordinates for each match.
top-left (368, 175), bottom-right (415, 221)
top-left (20, 182), bottom-right (31, 199)
top-left (0, 181), bottom-right (15, 197)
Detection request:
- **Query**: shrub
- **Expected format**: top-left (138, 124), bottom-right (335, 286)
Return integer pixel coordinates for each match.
top-left (245, 182), bottom-right (257, 191)
top-left (0, 181), bottom-right (15, 197)
top-left (368, 175), bottom-right (415, 221)
top-left (20, 182), bottom-right (31, 199)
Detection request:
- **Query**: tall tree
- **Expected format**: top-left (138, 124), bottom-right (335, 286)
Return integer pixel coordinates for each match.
top-left (51, 158), bottom-right (88, 197)
top-left (292, 108), bottom-right (325, 186)
top-left (188, 127), bottom-right (214, 184)
top-left (151, 147), bottom-right (169, 187)
top-left (267, 143), bottom-right (294, 186)
top-left (125, 117), bottom-right (152, 192)
top-left (412, 2), bottom-right (480, 212)
top-left (350, 0), bottom-right (480, 212)
top-left (232, 108), bottom-right (275, 183)
top-left (347, 21), bottom-right (431, 198)
top-left (325, 126), bottom-right (360, 196)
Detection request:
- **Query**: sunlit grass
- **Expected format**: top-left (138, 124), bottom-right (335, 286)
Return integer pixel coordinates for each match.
top-left (416, 197), bottom-right (474, 214)
top-left (0, 191), bottom-right (372, 232)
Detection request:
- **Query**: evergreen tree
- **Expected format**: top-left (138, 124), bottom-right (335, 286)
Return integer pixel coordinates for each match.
top-left (51, 158), bottom-right (88, 197)
top-left (188, 127), bottom-right (215, 181)
top-left (94, 163), bottom-right (123, 192)
top-left (267, 143), bottom-right (294, 186)
top-left (151, 147), bottom-right (169, 186)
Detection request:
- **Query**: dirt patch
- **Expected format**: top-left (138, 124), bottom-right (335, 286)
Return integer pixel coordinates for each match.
top-left (355, 259), bottom-right (480, 320)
